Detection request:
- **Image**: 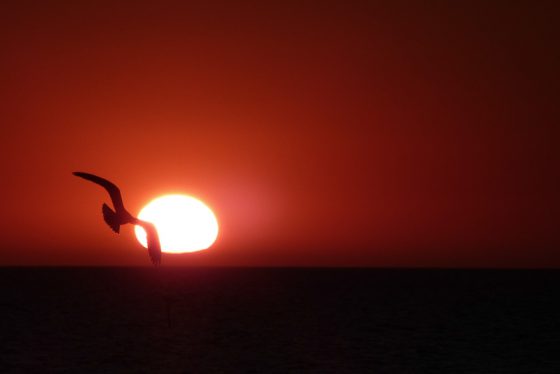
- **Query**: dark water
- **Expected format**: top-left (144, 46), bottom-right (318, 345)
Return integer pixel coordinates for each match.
top-left (0, 267), bottom-right (558, 372)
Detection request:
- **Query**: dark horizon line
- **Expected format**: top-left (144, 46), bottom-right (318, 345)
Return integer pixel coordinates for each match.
top-left (1, 265), bottom-right (559, 271)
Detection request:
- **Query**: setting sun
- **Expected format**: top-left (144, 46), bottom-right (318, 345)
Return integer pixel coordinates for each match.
top-left (134, 194), bottom-right (219, 254)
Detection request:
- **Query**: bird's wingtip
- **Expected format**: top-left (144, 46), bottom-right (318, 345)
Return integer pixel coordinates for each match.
top-left (73, 171), bottom-right (92, 179)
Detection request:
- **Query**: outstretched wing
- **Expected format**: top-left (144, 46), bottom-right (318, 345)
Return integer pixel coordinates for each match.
top-left (73, 172), bottom-right (126, 213)
top-left (137, 220), bottom-right (162, 266)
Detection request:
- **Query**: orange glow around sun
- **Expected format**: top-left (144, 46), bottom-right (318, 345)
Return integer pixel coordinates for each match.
top-left (134, 194), bottom-right (219, 254)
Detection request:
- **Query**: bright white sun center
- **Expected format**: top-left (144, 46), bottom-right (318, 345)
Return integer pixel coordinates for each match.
top-left (134, 194), bottom-right (219, 254)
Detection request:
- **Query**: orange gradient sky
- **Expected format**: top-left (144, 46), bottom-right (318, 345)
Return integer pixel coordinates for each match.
top-left (0, 1), bottom-right (557, 267)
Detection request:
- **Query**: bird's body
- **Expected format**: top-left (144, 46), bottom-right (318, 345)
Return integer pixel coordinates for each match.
top-left (73, 172), bottom-right (161, 265)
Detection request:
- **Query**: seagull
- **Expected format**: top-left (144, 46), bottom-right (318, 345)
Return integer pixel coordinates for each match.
top-left (73, 172), bottom-right (161, 265)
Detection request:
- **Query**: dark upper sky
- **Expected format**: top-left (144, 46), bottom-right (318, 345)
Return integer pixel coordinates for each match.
top-left (0, 1), bottom-right (557, 266)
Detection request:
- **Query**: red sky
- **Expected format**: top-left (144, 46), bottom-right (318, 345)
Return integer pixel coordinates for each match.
top-left (0, 1), bottom-right (558, 267)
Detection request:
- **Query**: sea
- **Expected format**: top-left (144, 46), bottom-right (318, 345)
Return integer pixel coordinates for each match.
top-left (0, 267), bottom-right (558, 372)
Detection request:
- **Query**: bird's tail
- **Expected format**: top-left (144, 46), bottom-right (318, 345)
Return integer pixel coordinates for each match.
top-left (102, 203), bottom-right (121, 233)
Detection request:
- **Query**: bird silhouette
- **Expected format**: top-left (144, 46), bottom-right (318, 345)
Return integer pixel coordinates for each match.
top-left (73, 172), bottom-right (161, 265)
